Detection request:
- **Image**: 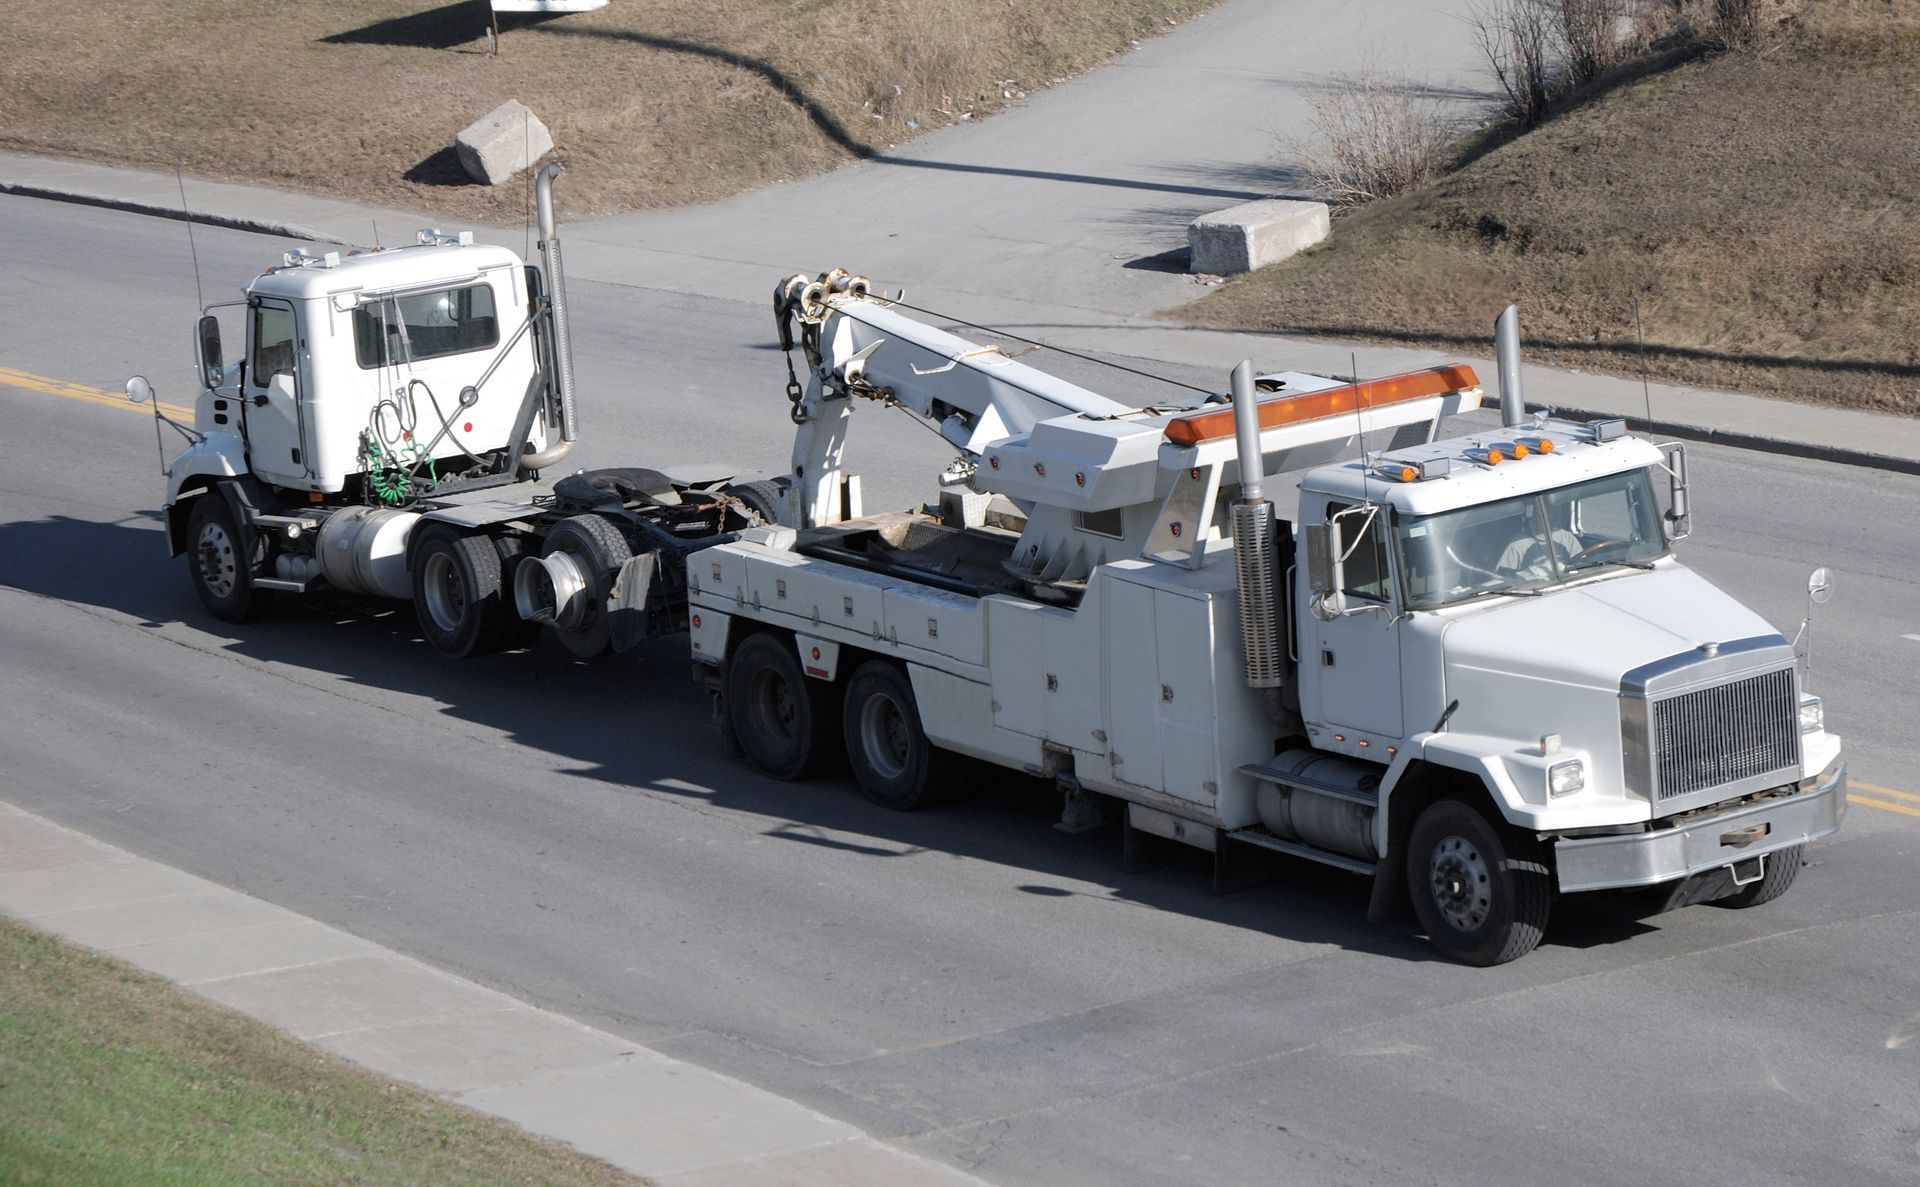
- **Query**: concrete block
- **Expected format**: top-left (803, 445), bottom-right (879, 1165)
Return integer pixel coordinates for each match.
top-left (455, 99), bottom-right (554, 186)
top-left (1188, 199), bottom-right (1330, 275)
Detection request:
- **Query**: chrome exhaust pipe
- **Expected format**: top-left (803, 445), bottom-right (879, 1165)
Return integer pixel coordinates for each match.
top-left (520, 161), bottom-right (576, 469)
top-left (1495, 304), bottom-right (1527, 427)
top-left (1228, 360), bottom-right (1284, 689)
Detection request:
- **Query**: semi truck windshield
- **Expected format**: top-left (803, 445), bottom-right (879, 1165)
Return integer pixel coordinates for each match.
top-left (1398, 468), bottom-right (1668, 608)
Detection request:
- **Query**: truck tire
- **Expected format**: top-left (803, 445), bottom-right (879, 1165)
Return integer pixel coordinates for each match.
top-left (543, 515), bottom-right (632, 659)
top-left (186, 492), bottom-right (272, 623)
top-left (1407, 798), bottom-right (1551, 966)
top-left (842, 660), bottom-right (946, 811)
top-left (727, 632), bottom-right (837, 781)
top-left (1714, 844), bottom-right (1803, 909)
top-left (412, 527), bottom-right (507, 659)
top-left (722, 478), bottom-right (789, 527)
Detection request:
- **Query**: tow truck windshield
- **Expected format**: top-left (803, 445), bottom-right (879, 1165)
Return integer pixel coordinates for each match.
top-left (1398, 468), bottom-right (1668, 608)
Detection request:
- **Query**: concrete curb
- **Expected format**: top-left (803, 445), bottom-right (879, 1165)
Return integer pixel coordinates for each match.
top-left (1551, 406), bottom-right (1920, 478)
top-left (0, 802), bottom-right (987, 1187)
top-left (0, 180), bottom-right (334, 244)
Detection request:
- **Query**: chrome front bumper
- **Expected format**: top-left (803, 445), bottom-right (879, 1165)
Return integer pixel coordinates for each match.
top-left (1553, 762), bottom-right (1846, 893)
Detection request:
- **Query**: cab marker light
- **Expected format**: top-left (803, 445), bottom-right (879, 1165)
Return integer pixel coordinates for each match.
top-left (1516, 435), bottom-right (1554, 454)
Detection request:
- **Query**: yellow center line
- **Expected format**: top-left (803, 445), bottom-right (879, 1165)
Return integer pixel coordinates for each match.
top-left (1849, 794), bottom-right (1920, 820)
top-left (0, 364), bottom-right (195, 421)
top-left (1850, 780), bottom-right (1920, 805)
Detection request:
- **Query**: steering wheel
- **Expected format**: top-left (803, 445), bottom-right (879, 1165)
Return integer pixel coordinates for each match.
top-left (1569, 537), bottom-right (1631, 563)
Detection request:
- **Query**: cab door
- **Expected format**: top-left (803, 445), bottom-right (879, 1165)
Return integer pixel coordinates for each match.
top-left (1298, 500), bottom-right (1405, 738)
top-left (244, 298), bottom-right (309, 487)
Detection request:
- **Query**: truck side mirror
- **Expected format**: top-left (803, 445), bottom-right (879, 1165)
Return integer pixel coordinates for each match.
top-left (1304, 520), bottom-right (1349, 619)
top-left (1659, 441), bottom-right (1690, 541)
top-left (196, 315), bottom-right (224, 389)
top-left (1304, 524), bottom-right (1336, 595)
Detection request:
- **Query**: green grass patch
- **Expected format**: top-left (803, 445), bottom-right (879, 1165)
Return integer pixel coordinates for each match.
top-left (1183, 0), bottom-right (1920, 415)
top-left (0, 918), bottom-right (641, 1187)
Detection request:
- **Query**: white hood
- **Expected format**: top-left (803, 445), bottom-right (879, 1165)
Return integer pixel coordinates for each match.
top-left (1443, 564), bottom-right (1785, 693)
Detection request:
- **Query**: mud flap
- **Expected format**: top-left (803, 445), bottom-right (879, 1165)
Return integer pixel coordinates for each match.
top-left (607, 553), bottom-right (657, 653)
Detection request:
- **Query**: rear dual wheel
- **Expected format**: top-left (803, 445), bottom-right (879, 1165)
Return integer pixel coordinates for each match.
top-left (725, 640), bottom-right (946, 810)
top-left (842, 660), bottom-right (946, 811)
top-left (412, 527), bottom-right (509, 659)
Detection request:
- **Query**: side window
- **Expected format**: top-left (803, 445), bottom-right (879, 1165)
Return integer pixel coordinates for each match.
top-left (1327, 502), bottom-right (1392, 602)
top-left (352, 284), bottom-right (499, 369)
top-left (250, 303), bottom-right (297, 383)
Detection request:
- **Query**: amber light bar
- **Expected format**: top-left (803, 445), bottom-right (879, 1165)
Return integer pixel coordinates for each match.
top-left (1164, 364), bottom-right (1481, 446)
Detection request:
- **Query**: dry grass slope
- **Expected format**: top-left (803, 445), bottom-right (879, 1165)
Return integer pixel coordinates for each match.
top-left (0, 0), bottom-right (1203, 225)
top-left (1184, 0), bottom-right (1920, 415)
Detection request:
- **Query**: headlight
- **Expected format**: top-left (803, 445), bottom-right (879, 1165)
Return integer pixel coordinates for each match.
top-left (1549, 760), bottom-right (1586, 797)
top-left (1798, 696), bottom-right (1823, 733)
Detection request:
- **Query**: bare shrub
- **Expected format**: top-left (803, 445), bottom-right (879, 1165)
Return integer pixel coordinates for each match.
top-left (1556, 0), bottom-right (1634, 84)
top-left (1707, 0), bottom-right (1763, 49)
top-left (1281, 68), bottom-right (1459, 208)
top-left (1472, 0), bottom-right (1559, 128)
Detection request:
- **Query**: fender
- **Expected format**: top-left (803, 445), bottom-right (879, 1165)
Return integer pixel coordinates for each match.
top-left (162, 433), bottom-right (248, 538)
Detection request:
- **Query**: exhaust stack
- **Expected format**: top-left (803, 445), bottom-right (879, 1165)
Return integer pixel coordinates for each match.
top-left (1228, 361), bottom-right (1285, 689)
top-left (520, 162), bottom-right (576, 469)
top-left (1495, 303), bottom-right (1527, 427)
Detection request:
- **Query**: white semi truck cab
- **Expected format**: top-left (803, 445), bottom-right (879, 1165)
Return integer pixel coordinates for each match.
top-left (131, 165), bottom-right (772, 660)
top-left (691, 271), bottom-right (1846, 965)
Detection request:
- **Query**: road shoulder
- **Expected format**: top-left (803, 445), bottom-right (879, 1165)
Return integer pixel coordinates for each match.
top-left (0, 800), bottom-right (983, 1187)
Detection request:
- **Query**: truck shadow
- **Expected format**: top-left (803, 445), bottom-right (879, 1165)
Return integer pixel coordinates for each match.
top-left (2, 512), bottom-right (1654, 963)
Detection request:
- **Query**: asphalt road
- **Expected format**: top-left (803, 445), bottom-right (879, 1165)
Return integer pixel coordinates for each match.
top-left (4, 192), bottom-right (1919, 1185)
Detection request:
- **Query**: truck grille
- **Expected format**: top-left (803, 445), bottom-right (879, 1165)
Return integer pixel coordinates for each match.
top-left (1651, 668), bottom-right (1799, 801)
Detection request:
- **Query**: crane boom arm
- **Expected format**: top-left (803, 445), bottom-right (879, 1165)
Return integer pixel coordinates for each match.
top-left (776, 271), bottom-right (1134, 526)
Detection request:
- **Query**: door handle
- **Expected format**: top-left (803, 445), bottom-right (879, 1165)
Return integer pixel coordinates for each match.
top-left (1320, 648), bottom-right (1335, 667)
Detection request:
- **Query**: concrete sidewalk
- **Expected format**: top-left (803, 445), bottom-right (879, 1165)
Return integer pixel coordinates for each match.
top-left (0, 800), bottom-right (984, 1187)
top-left (5, 149), bottom-right (1917, 477)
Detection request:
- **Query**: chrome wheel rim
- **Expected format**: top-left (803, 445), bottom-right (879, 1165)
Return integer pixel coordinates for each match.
top-left (421, 551), bottom-right (465, 633)
top-left (1429, 834), bottom-right (1492, 933)
top-left (196, 521), bottom-right (238, 598)
top-left (859, 691), bottom-right (912, 781)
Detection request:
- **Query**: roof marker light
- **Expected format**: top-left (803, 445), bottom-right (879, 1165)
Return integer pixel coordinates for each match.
top-left (1516, 436), bottom-right (1554, 454)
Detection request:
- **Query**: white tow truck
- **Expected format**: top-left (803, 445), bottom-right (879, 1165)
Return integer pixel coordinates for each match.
top-left (691, 272), bottom-right (1847, 964)
top-left (129, 165), bottom-right (775, 659)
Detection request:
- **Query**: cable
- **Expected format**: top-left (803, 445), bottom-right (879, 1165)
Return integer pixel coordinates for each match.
top-left (863, 295), bottom-right (1216, 397)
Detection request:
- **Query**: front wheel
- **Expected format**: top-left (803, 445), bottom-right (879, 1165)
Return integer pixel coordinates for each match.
top-left (1407, 798), bottom-right (1552, 966)
top-left (1713, 844), bottom-right (1803, 908)
top-left (186, 492), bottom-right (272, 623)
top-left (842, 660), bottom-right (945, 811)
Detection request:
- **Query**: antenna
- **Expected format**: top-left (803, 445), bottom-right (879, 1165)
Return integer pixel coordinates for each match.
top-left (1633, 293), bottom-right (1656, 440)
top-left (1352, 350), bottom-right (1372, 506)
top-left (173, 167), bottom-right (205, 311)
